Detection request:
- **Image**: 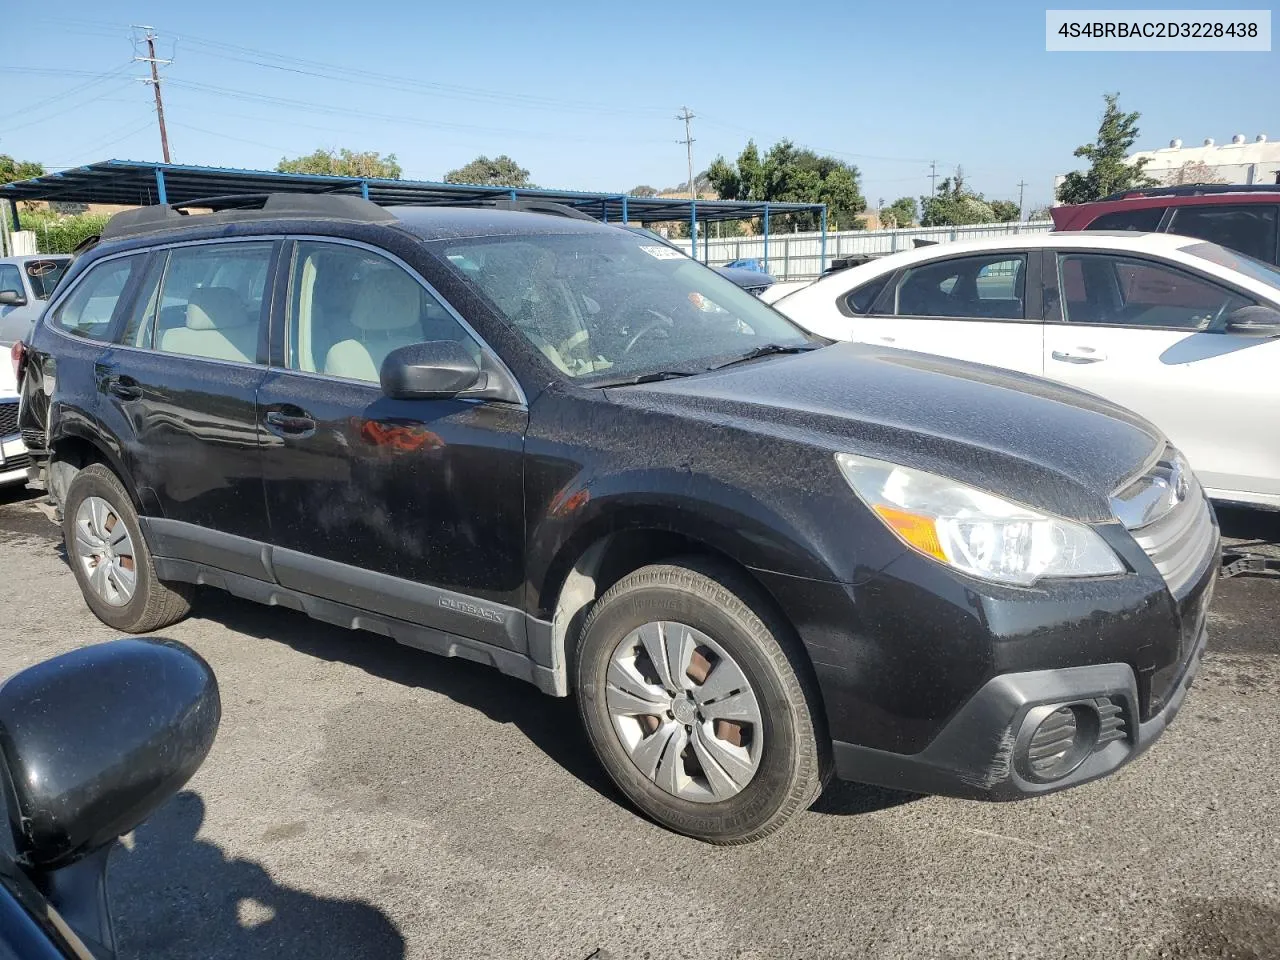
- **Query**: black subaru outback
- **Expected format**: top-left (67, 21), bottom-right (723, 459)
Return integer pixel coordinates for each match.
top-left (17, 195), bottom-right (1217, 844)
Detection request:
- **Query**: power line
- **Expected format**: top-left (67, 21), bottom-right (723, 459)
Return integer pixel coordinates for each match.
top-left (132, 25), bottom-right (172, 163)
top-left (677, 107), bottom-right (696, 199)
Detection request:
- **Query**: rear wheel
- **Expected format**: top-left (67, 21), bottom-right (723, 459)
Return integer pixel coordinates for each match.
top-left (62, 464), bottom-right (192, 633)
top-left (576, 560), bottom-right (830, 844)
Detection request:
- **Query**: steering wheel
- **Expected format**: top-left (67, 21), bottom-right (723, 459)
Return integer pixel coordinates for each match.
top-left (622, 308), bottom-right (674, 354)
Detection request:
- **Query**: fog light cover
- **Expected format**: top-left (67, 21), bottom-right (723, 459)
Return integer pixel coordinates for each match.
top-left (1023, 705), bottom-right (1098, 782)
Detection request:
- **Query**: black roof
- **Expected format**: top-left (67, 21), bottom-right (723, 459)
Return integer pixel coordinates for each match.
top-left (0, 159), bottom-right (824, 225)
top-left (1102, 183), bottom-right (1280, 201)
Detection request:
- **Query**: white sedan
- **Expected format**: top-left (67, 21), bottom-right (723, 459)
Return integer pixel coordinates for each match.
top-left (771, 232), bottom-right (1280, 510)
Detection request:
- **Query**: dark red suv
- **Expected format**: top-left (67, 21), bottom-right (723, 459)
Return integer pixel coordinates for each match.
top-left (1051, 184), bottom-right (1280, 265)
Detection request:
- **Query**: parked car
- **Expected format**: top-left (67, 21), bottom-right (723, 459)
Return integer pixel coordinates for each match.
top-left (1051, 184), bottom-right (1280, 265)
top-left (0, 637), bottom-right (219, 959)
top-left (21, 195), bottom-right (1217, 843)
top-left (623, 227), bottom-right (775, 295)
top-left (771, 231), bottom-right (1280, 511)
top-left (0, 255), bottom-right (71, 346)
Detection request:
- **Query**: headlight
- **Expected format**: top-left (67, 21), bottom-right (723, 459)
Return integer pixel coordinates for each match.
top-left (835, 453), bottom-right (1124, 586)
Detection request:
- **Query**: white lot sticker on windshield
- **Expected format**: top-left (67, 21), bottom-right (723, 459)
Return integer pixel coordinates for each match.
top-left (638, 244), bottom-right (685, 261)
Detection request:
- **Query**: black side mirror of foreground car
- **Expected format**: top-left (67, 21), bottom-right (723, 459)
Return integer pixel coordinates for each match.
top-left (1225, 305), bottom-right (1280, 337)
top-left (380, 340), bottom-right (523, 402)
top-left (0, 291), bottom-right (26, 307)
top-left (0, 638), bottom-right (220, 959)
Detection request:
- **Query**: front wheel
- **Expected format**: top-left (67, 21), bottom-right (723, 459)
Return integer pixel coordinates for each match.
top-left (62, 463), bottom-right (192, 633)
top-left (576, 560), bottom-right (830, 844)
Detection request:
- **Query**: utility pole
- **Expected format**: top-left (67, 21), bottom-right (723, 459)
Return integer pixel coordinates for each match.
top-left (1017, 180), bottom-right (1028, 220)
top-left (677, 107), bottom-right (696, 199)
top-left (133, 26), bottom-right (172, 163)
top-left (929, 160), bottom-right (938, 196)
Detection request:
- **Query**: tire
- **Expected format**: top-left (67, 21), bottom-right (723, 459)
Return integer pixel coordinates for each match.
top-left (62, 463), bottom-right (192, 633)
top-left (576, 559), bottom-right (831, 844)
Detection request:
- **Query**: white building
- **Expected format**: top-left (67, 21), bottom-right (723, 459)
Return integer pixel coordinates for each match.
top-left (1054, 133), bottom-right (1280, 201)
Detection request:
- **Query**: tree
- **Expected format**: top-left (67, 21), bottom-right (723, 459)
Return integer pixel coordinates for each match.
top-left (1162, 160), bottom-right (1226, 186)
top-left (919, 168), bottom-right (996, 226)
top-left (629, 184), bottom-right (659, 197)
top-left (881, 196), bottom-right (917, 228)
top-left (989, 199), bottom-right (1022, 222)
top-left (1056, 93), bottom-right (1154, 204)
top-left (706, 139), bottom-right (866, 230)
top-left (1027, 205), bottom-right (1053, 221)
top-left (444, 155), bottom-right (533, 187)
top-left (276, 148), bottom-right (402, 179)
top-left (0, 155), bottom-right (44, 185)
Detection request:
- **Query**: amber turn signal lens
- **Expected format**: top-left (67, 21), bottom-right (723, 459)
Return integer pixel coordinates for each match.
top-left (872, 505), bottom-right (947, 562)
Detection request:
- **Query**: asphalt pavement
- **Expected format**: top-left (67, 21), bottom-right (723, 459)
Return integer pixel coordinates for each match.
top-left (0, 487), bottom-right (1277, 960)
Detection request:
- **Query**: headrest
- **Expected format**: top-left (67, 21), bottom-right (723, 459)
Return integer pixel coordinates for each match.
top-left (186, 287), bottom-right (248, 330)
top-left (351, 269), bottom-right (422, 332)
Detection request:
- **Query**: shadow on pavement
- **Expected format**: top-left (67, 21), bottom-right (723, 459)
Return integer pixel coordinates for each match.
top-left (1149, 896), bottom-right (1280, 960)
top-left (191, 592), bottom-right (625, 806)
top-left (112, 791), bottom-right (405, 960)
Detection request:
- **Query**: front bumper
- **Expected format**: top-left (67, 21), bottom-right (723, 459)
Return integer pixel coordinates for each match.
top-left (0, 431), bottom-right (28, 487)
top-left (830, 580), bottom-right (1211, 799)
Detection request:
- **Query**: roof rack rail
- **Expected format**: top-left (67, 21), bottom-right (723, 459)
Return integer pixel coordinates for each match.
top-left (1102, 183), bottom-right (1280, 201)
top-left (100, 193), bottom-right (397, 241)
top-left (455, 197), bottom-right (598, 221)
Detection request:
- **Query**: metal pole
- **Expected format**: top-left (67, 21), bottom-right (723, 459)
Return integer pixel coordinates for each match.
top-left (142, 30), bottom-right (172, 163)
top-left (703, 217), bottom-right (709, 263)
top-left (621, 195), bottom-right (628, 224)
top-left (602, 200), bottom-right (608, 223)
top-left (690, 201), bottom-right (698, 260)
top-left (360, 180), bottom-right (370, 200)
top-left (509, 189), bottom-right (518, 202)
top-left (819, 206), bottom-right (828, 275)
top-left (763, 204), bottom-right (770, 273)
top-left (154, 167), bottom-right (167, 205)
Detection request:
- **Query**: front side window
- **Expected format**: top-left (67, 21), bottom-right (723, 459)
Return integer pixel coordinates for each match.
top-left (153, 242), bottom-right (274, 363)
top-left (1057, 253), bottom-right (1252, 330)
top-left (24, 258), bottom-right (69, 299)
top-left (439, 231), bottom-right (810, 381)
top-left (893, 254), bottom-right (1026, 320)
top-left (287, 241), bottom-right (479, 383)
top-left (50, 255), bottom-right (142, 341)
top-left (1168, 204), bottom-right (1278, 264)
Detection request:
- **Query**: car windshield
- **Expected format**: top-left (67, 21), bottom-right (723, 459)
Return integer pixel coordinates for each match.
top-left (24, 258), bottom-right (69, 299)
top-left (1184, 241), bottom-right (1280, 293)
top-left (439, 230), bottom-right (812, 382)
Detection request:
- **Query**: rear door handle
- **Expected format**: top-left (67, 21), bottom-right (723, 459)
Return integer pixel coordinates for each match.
top-left (106, 374), bottom-right (142, 401)
top-left (264, 410), bottom-right (316, 437)
top-left (1050, 348), bottom-right (1107, 364)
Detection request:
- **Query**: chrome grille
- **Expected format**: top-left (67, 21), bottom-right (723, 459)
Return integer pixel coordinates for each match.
top-left (0, 401), bottom-right (17, 436)
top-left (1114, 447), bottom-right (1217, 598)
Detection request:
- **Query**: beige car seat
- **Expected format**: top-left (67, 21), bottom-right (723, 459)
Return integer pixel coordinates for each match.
top-left (160, 287), bottom-right (258, 363)
top-left (323, 268), bottom-right (424, 382)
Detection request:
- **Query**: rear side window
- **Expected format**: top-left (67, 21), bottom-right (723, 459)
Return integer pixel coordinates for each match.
top-left (25, 259), bottom-right (69, 299)
top-left (50, 255), bottom-right (142, 341)
top-left (1084, 207), bottom-right (1167, 232)
top-left (1168, 204), bottom-right (1278, 264)
top-left (843, 275), bottom-right (890, 314)
top-left (152, 242), bottom-right (275, 364)
top-left (894, 254), bottom-right (1027, 320)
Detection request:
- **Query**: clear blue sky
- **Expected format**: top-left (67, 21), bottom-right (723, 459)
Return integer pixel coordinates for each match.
top-left (6, 1), bottom-right (1276, 213)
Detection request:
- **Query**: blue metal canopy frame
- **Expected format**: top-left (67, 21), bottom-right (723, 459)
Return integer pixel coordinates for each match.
top-left (1, 159), bottom-right (830, 273)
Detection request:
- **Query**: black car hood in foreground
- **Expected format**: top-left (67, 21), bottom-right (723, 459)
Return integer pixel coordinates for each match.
top-left (615, 342), bottom-right (1164, 523)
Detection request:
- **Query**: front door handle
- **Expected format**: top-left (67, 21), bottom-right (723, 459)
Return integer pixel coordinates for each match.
top-left (1050, 347), bottom-right (1107, 364)
top-left (106, 374), bottom-right (142, 401)
top-left (264, 410), bottom-right (316, 436)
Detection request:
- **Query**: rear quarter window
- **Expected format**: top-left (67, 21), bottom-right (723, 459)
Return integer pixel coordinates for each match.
top-left (1084, 207), bottom-right (1167, 232)
top-left (842, 274), bottom-right (891, 314)
top-left (49, 255), bottom-right (142, 341)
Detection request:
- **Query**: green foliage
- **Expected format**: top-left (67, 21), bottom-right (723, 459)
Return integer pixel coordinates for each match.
top-left (989, 199), bottom-right (1022, 222)
top-left (881, 196), bottom-right (917, 228)
top-left (629, 184), bottom-right (659, 197)
top-left (18, 208), bottom-right (111, 254)
top-left (0, 155), bottom-right (44, 185)
top-left (706, 139), bottom-right (867, 231)
top-left (276, 148), bottom-right (402, 179)
top-left (919, 169), bottom-right (996, 226)
top-left (1056, 93), bottom-right (1154, 205)
top-left (444, 155), bottom-right (533, 187)
top-left (1027, 205), bottom-right (1053, 221)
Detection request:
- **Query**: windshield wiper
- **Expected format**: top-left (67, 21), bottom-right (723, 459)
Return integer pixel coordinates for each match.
top-left (590, 370), bottom-right (698, 388)
top-left (708, 343), bottom-right (818, 371)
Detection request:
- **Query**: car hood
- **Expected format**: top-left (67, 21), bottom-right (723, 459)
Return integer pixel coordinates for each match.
top-left (714, 266), bottom-right (774, 290)
top-left (609, 342), bottom-right (1164, 523)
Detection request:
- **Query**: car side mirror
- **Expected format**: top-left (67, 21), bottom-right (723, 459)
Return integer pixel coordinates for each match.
top-left (1225, 305), bottom-right (1280, 337)
top-left (0, 638), bottom-right (220, 871)
top-left (380, 340), bottom-right (521, 403)
top-left (0, 290), bottom-right (26, 307)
